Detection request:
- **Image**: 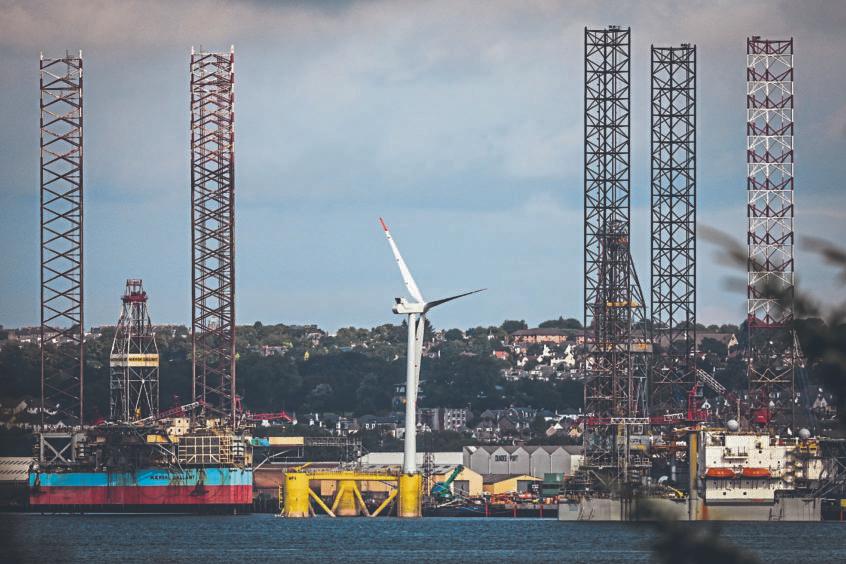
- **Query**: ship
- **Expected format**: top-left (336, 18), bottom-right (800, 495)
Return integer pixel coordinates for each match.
top-left (29, 466), bottom-right (252, 512)
top-left (29, 414), bottom-right (254, 513)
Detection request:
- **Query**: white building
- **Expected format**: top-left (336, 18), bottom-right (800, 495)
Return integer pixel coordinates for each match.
top-left (463, 445), bottom-right (583, 479)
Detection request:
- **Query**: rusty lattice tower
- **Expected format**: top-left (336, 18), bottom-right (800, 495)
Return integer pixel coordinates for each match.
top-left (40, 52), bottom-right (84, 429)
top-left (190, 47), bottom-right (237, 427)
top-left (110, 280), bottom-right (160, 422)
top-left (745, 37), bottom-right (795, 429)
top-left (650, 44), bottom-right (697, 415)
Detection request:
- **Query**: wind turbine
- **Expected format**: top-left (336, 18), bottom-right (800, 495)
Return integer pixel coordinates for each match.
top-left (379, 218), bottom-right (484, 475)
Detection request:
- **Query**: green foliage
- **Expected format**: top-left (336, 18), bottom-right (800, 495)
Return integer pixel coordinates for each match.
top-left (504, 379), bottom-right (583, 411)
top-left (0, 319), bottom-right (590, 420)
top-left (444, 328), bottom-right (464, 341)
top-left (236, 353), bottom-right (302, 411)
top-left (500, 319), bottom-right (528, 333)
top-left (418, 430), bottom-right (476, 451)
top-left (298, 352), bottom-right (401, 415)
top-left (700, 337), bottom-right (728, 356)
top-left (539, 317), bottom-right (582, 329)
top-left (421, 354), bottom-right (507, 410)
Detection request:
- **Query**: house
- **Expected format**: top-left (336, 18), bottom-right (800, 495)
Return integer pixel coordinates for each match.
top-left (492, 349), bottom-right (510, 361)
top-left (300, 412), bottom-right (325, 428)
top-left (510, 328), bottom-right (578, 345)
top-left (357, 414), bottom-right (399, 435)
top-left (260, 345), bottom-right (288, 357)
top-left (497, 407), bottom-right (536, 439)
top-left (418, 407), bottom-right (471, 432)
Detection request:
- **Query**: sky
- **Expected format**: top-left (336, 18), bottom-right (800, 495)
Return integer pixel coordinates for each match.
top-left (1, 0), bottom-right (845, 332)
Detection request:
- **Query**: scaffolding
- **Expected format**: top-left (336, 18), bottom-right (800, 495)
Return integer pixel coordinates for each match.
top-left (745, 37), bottom-right (796, 430)
top-left (40, 51), bottom-right (84, 430)
top-left (650, 44), bottom-right (697, 415)
top-left (190, 47), bottom-right (237, 427)
top-left (109, 279), bottom-right (160, 422)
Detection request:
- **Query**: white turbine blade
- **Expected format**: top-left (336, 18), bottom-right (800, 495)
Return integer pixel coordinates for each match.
top-left (380, 218), bottom-right (425, 303)
top-left (424, 288), bottom-right (486, 312)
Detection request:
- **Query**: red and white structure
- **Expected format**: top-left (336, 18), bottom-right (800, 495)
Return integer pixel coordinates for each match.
top-left (745, 37), bottom-right (796, 428)
top-left (109, 279), bottom-right (159, 423)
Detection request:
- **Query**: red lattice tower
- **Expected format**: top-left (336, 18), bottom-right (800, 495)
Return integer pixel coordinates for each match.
top-left (40, 52), bottom-right (84, 429)
top-left (190, 47), bottom-right (237, 427)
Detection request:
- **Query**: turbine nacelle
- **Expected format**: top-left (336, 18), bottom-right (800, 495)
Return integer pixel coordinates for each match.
top-left (393, 297), bottom-right (424, 315)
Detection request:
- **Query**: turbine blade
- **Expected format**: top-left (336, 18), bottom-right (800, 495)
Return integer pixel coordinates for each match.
top-left (413, 314), bottom-right (426, 392)
top-left (424, 288), bottom-right (486, 312)
top-left (379, 218), bottom-right (425, 303)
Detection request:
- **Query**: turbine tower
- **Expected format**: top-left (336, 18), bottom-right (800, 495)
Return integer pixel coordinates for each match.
top-left (380, 218), bottom-right (482, 516)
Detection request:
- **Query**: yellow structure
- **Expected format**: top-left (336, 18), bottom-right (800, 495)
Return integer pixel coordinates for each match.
top-left (482, 474), bottom-right (541, 495)
top-left (281, 470), bottom-right (400, 518)
top-left (282, 472), bottom-right (313, 517)
top-left (397, 473), bottom-right (422, 518)
top-left (268, 436), bottom-right (305, 447)
top-left (332, 480), bottom-right (361, 516)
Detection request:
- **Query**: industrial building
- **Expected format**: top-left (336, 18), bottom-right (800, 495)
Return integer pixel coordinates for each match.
top-left (463, 445), bottom-right (583, 479)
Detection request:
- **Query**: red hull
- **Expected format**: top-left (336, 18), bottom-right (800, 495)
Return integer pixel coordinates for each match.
top-left (30, 485), bottom-right (252, 506)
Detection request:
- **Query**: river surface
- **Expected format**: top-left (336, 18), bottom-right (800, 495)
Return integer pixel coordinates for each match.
top-left (3, 514), bottom-right (846, 563)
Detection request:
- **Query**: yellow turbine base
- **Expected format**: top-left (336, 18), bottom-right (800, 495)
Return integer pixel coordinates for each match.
top-left (283, 472), bottom-right (312, 518)
top-left (397, 473), bottom-right (422, 518)
top-left (335, 480), bottom-right (360, 516)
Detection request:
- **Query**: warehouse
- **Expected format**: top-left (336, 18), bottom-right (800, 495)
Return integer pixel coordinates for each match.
top-left (482, 474), bottom-right (542, 495)
top-left (463, 445), bottom-right (583, 478)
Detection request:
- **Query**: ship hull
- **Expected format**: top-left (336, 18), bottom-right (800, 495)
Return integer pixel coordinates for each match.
top-left (29, 467), bottom-right (252, 512)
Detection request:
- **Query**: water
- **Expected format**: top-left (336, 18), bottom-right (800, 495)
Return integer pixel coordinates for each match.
top-left (3, 514), bottom-right (846, 563)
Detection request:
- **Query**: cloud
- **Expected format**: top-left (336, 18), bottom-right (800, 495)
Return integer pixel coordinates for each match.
top-left (1, 0), bottom-right (845, 330)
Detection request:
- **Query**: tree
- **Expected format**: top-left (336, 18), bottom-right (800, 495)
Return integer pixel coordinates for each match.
top-left (700, 337), bottom-right (728, 357)
top-left (501, 320), bottom-right (528, 334)
top-left (444, 328), bottom-right (464, 341)
top-left (530, 414), bottom-right (548, 436)
top-left (539, 317), bottom-right (582, 329)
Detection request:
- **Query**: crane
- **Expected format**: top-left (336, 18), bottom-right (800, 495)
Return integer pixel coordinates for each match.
top-left (430, 465), bottom-right (464, 503)
top-left (243, 410), bottom-right (294, 424)
top-left (133, 401), bottom-right (203, 426)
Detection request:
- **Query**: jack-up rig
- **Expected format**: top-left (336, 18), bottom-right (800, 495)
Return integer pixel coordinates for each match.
top-left (561, 28), bottom-right (837, 521)
top-left (30, 48), bottom-right (253, 513)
